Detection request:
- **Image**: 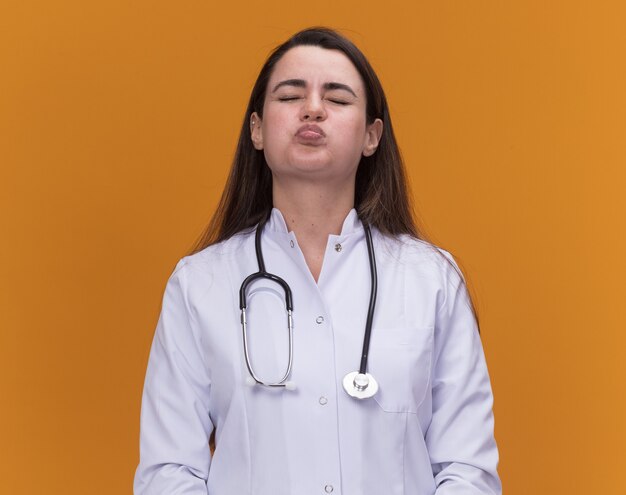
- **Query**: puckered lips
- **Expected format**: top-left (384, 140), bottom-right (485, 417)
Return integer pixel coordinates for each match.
top-left (295, 124), bottom-right (326, 145)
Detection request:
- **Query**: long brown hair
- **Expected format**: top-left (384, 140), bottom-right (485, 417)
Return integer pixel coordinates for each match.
top-left (189, 27), bottom-right (481, 329)
top-left (190, 27), bottom-right (421, 250)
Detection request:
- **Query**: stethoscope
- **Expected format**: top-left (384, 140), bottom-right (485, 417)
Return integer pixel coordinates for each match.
top-left (239, 215), bottom-right (379, 400)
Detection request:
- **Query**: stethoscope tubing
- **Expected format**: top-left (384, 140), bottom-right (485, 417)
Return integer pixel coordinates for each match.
top-left (359, 223), bottom-right (377, 375)
top-left (239, 214), bottom-right (378, 396)
top-left (239, 217), bottom-right (294, 387)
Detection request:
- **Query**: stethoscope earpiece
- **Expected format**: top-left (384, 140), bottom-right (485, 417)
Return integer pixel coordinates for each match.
top-left (245, 375), bottom-right (297, 391)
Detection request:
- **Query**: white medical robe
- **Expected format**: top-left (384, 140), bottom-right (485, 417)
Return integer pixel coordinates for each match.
top-left (134, 208), bottom-right (502, 494)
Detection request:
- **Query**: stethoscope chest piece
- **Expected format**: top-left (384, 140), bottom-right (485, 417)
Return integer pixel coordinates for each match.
top-left (342, 371), bottom-right (379, 399)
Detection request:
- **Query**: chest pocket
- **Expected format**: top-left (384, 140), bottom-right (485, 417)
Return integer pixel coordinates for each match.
top-left (368, 326), bottom-right (434, 413)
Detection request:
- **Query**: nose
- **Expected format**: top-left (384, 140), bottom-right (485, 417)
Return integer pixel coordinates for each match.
top-left (300, 94), bottom-right (326, 121)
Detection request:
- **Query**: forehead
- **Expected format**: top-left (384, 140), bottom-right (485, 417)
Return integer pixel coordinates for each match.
top-left (268, 45), bottom-right (365, 94)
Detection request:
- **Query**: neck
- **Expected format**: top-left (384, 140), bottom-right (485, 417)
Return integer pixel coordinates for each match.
top-left (272, 177), bottom-right (355, 282)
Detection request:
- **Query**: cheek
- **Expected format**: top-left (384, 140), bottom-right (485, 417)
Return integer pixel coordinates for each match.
top-left (262, 112), bottom-right (291, 147)
top-left (333, 116), bottom-right (367, 152)
top-left (260, 115), bottom-right (292, 168)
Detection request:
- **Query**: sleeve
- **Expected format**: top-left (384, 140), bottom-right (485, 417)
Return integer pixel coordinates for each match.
top-left (134, 260), bottom-right (213, 495)
top-left (425, 255), bottom-right (502, 494)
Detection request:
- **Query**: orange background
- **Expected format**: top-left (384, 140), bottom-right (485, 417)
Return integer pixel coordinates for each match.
top-left (1, 1), bottom-right (625, 493)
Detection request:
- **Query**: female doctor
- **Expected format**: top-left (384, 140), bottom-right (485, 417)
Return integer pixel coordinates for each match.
top-left (134, 27), bottom-right (502, 495)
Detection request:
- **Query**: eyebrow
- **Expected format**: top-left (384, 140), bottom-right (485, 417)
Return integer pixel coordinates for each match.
top-left (271, 79), bottom-right (357, 98)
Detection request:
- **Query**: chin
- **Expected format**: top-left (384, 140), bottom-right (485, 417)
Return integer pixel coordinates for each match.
top-left (280, 151), bottom-right (334, 172)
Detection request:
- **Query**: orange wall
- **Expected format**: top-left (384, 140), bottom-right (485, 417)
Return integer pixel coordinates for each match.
top-left (1, 1), bottom-right (625, 493)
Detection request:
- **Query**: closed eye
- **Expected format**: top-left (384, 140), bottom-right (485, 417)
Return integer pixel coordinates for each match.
top-left (327, 98), bottom-right (349, 105)
top-left (278, 96), bottom-right (301, 102)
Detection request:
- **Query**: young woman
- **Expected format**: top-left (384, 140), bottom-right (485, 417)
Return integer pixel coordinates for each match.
top-left (134, 27), bottom-right (502, 495)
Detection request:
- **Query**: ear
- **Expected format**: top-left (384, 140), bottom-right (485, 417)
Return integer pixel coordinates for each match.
top-left (362, 118), bottom-right (383, 157)
top-left (250, 112), bottom-right (263, 150)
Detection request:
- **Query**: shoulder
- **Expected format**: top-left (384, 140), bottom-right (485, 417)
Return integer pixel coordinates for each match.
top-left (374, 231), bottom-right (464, 287)
top-left (167, 230), bottom-right (254, 289)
